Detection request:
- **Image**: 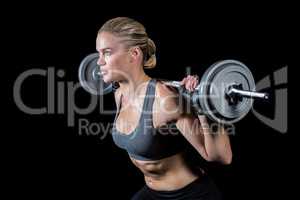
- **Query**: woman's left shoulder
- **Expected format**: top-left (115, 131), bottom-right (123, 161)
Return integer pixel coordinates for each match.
top-left (155, 80), bottom-right (178, 99)
top-left (154, 80), bottom-right (182, 119)
top-left (151, 80), bottom-right (182, 126)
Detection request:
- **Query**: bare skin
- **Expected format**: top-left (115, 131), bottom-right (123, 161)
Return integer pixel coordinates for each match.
top-left (114, 80), bottom-right (232, 191)
top-left (96, 31), bottom-right (233, 191)
top-left (114, 81), bottom-right (199, 191)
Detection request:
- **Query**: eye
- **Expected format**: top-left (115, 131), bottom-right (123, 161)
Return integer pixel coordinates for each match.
top-left (104, 51), bottom-right (111, 56)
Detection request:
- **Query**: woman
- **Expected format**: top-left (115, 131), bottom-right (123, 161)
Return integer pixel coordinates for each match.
top-left (96, 17), bottom-right (232, 200)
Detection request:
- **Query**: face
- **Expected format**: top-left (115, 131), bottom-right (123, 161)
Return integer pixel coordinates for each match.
top-left (96, 32), bottom-right (132, 83)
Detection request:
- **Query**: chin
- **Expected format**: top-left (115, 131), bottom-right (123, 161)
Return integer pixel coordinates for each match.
top-left (102, 77), bottom-right (111, 84)
top-left (102, 74), bottom-right (114, 84)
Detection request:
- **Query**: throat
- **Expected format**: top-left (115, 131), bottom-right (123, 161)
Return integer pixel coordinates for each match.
top-left (119, 74), bottom-right (151, 99)
top-left (120, 79), bottom-right (152, 109)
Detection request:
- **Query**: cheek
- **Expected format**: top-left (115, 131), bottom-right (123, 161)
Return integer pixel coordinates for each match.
top-left (108, 55), bottom-right (129, 70)
top-left (105, 56), bottom-right (126, 79)
top-left (107, 55), bottom-right (121, 67)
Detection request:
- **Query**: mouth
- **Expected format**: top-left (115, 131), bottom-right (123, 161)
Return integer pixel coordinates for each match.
top-left (100, 70), bottom-right (108, 76)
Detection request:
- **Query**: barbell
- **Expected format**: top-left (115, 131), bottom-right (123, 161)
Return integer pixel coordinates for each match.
top-left (78, 53), bottom-right (268, 124)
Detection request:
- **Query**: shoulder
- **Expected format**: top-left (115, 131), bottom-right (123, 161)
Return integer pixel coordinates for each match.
top-left (155, 80), bottom-right (177, 97)
top-left (155, 80), bottom-right (179, 107)
top-left (153, 80), bottom-right (183, 125)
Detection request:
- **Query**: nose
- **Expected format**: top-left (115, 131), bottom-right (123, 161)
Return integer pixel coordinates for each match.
top-left (97, 54), bottom-right (106, 66)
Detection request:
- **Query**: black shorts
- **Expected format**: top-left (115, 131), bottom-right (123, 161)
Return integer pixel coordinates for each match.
top-left (131, 174), bottom-right (222, 200)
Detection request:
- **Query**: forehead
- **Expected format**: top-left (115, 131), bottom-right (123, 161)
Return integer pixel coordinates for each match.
top-left (96, 32), bottom-right (124, 51)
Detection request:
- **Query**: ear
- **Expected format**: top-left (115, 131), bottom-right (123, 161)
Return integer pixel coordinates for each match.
top-left (129, 46), bottom-right (143, 63)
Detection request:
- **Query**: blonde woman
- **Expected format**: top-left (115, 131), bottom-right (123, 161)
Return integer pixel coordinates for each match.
top-left (96, 17), bottom-right (232, 200)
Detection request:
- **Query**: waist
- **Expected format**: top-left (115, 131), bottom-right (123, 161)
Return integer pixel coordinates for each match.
top-left (130, 153), bottom-right (201, 191)
top-left (142, 174), bottom-right (219, 200)
top-left (144, 168), bottom-right (200, 191)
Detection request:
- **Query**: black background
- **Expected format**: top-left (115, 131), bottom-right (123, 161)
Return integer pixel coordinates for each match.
top-left (6, 2), bottom-right (293, 199)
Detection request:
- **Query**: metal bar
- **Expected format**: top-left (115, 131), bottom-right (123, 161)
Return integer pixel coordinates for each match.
top-left (229, 88), bottom-right (269, 100)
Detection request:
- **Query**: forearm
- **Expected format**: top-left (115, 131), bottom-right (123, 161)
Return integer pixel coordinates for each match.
top-left (198, 115), bottom-right (232, 164)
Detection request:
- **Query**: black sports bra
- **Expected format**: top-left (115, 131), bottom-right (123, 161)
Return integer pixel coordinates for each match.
top-left (112, 79), bottom-right (187, 161)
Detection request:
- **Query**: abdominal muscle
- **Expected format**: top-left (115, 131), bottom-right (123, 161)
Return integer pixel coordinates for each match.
top-left (116, 81), bottom-right (200, 191)
top-left (129, 152), bottom-right (199, 191)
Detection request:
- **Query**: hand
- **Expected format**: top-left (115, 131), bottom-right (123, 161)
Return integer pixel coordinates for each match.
top-left (178, 75), bottom-right (202, 115)
top-left (180, 75), bottom-right (199, 92)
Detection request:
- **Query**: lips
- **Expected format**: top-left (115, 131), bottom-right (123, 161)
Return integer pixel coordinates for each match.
top-left (100, 70), bottom-right (108, 75)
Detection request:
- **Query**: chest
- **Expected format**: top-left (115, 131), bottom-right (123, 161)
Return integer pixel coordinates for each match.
top-left (115, 98), bottom-right (168, 134)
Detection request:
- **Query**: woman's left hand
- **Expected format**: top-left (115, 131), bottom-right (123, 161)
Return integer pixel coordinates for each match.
top-left (180, 75), bottom-right (199, 92)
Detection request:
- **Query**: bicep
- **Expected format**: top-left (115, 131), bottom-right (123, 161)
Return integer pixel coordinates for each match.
top-left (155, 82), bottom-right (208, 159)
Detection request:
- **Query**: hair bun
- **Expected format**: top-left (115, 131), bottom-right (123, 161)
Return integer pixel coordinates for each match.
top-left (144, 38), bottom-right (156, 68)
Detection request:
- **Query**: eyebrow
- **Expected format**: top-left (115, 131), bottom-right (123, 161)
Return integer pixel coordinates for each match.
top-left (96, 47), bottom-right (112, 52)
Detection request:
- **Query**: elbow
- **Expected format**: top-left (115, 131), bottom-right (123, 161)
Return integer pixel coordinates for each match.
top-left (205, 152), bottom-right (233, 165)
top-left (218, 142), bottom-right (233, 165)
top-left (221, 153), bottom-right (232, 165)
top-left (220, 151), bottom-right (233, 165)
top-left (204, 153), bottom-right (220, 163)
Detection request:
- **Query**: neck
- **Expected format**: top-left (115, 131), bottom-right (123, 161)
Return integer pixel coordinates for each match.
top-left (118, 68), bottom-right (151, 98)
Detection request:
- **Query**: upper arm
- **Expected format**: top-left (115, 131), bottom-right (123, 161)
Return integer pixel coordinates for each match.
top-left (152, 82), bottom-right (182, 127)
top-left (153, 82), bottom-right (209, 160)
top-left (154, 82), bottom-right (232, 163)
top-left (156, 80), bottom-right (208, 160)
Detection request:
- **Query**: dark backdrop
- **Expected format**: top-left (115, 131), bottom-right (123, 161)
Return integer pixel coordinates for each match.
top-left (6, 2), bottom-right (293, 199)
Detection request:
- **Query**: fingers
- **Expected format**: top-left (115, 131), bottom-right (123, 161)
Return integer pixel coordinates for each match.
top-left (181, 75), bottom-right (199, 91)
top-left (191, 75), bottom-right (199, 90)
top-left (180, 77), bottom-right (187, 85)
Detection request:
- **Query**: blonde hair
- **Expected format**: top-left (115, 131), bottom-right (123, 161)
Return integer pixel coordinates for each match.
top-left (98, 17), bottom-right (156, 69)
